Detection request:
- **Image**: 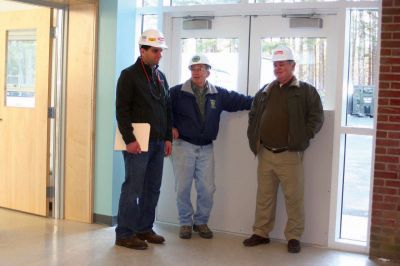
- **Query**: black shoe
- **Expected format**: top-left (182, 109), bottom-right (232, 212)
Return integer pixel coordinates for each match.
top-left (137, 230), bottom-right (165, 244)
top-left (115, 235), bottom-right (148, 250)
top-left (287, 239), bottom-right (301, 253)
top-left (243, 234), bottom-right (270, 247)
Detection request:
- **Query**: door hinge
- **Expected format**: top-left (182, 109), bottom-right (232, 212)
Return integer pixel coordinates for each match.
top-left (50, 26), bottom-right (57, 38)
top-left (48, 107), bottom-right (56, 119)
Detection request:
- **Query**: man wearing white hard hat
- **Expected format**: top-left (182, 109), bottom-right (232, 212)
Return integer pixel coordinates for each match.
top-left (244, 46), bottom-right (324, 253)
top-left (170, 54), bottom-right (253, 240)
top-left (115, 29), bottom-right (172, 250)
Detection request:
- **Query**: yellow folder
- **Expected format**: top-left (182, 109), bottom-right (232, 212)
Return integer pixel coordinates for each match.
top-left (114, 123), bottom-right (150, 152)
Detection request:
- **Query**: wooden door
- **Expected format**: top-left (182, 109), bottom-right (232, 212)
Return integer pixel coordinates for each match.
top-left (0, 7), bottom-right (52, 216)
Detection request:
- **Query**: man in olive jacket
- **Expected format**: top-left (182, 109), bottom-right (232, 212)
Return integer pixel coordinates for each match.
top-left (244, 46), bottom-right (324, 253)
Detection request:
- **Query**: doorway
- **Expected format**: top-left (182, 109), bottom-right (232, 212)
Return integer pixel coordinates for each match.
top-left (0, 1), bottom-right (55, 216)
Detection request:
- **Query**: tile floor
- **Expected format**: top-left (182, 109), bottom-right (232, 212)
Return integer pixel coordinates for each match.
top-left (0, 208), bottom-right (387, 266)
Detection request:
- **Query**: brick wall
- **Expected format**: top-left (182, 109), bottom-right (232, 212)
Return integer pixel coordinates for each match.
top-left (370, 0), bottom-right (400, 262)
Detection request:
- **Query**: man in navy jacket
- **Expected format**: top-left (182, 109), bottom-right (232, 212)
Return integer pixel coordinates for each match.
top-left (170, 54), bottom-right (253, 239)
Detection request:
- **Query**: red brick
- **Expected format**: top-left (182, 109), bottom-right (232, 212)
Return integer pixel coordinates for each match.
top-left (391, 82), bottom-right (400, 89)
top-left (389, 116), bottom-right (400, 123)
top-left (379, 98), bottom-right (390, 106)
top-left (381, 57), bottom-right (400, 65)
top-left (380, 48), bottom-right (392, 56)
top-left (379, 90), bottom-right (400, 98)
top-left (392, 49), bottom-right (400, 56)
top-left (392, 65), bottom-right (400, 72)
top-left (393, 33), bottom-right (400, 39)
top-left (376, 139), bottom-right (400, 147)
top-left (376, 122), bottom-right (400, 131)
top-left (375, 155), bottom-right (399, 164)
top-left (379, 82), bottom-right (391, 89)
top-left (372, 202), bottom-right (396, 211)
top-left (383, 15), bottom-right (394, 23)
top-left (374, 178), bottom-right (385, 186)
top-left (388, 131), bottom-right (400, 138)
top-left (383, 0), bottom-right (394, 6)
top-left (378, 106), bottom-right (400, 114)
top-left (386, 180), bottom-right (400, 187)
top-left (376, 130), bottom-right (388, 138)
top-left (374, 186), bottom-right (398, 195)
top-left (382, 8), bottom-right (400, 16)
top-left (381, 65), bottom-right (391, 73)
top-left (380, 73), bottom-right (400, 81)
top-left (387, 163), bottom-right (400, 171)
top-left (375, 162), bottom-right (386, 170)
top-left (376, 171), bottom-right (398, 179)
top-left (374, 194), bottom-right (384, 202)
top-left (381, 32), bottom-right (392, 39)
top-left (395, 15), bottom-right (400, 23)
top-left (372, 210), bottom-right (383, 218)
top-left (382, 210), bottom-right (399, 219)
top-left (377, 115), bottom-right (389, 122)
top-left (390, 99), bottom-right (400, 106)
top-left (375, 147), bottom-right (387, 154)
top-left (388, 148), bottom-right (400, 155)
top-left (384, 195), bottom-right (400, 203)
top-left (390, 98), bottom-right (400, 106)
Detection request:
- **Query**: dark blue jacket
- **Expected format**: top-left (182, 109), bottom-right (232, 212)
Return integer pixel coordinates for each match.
top-left (170, 80), bottom-right (253, 145)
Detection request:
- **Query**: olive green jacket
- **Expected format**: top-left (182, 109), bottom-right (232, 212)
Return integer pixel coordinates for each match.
top-left (247, 77), bottom-right (324, 155)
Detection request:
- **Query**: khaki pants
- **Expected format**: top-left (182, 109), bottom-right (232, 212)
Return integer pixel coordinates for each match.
top-left (253, 147), bottom-right (304, 240)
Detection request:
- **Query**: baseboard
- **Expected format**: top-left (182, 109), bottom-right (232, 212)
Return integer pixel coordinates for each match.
top-left (93, 213), bottom-right (117, 226)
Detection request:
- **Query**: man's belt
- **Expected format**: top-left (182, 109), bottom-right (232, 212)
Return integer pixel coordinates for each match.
top-left (263, 144), bottom-right (288, 153)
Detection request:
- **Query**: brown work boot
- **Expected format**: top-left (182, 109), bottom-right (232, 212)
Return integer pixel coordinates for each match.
top-left (243, 234), bottom-right (270, 247)
top-left (193, 224), bottom-right (213, 239)
top-left (137, 230), bottom-right (165, 244)
top-left (179, 225), bottom-right (192, 239)
top-left (115, 235), bottom-right (148, 250)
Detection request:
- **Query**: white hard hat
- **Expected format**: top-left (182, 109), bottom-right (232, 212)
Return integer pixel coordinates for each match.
top-left (188, 54), bottom-right (211, 69)
top-left (272, 46), bottom-right (294, 62)
top-left (138, 29), bottom-right (168, 49)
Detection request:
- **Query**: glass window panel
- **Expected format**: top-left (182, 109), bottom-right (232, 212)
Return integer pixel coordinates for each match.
top-left (142, 14), bottom-right (158, 31)
top-left (345, 9), bottom-right (379, 128)
top-left (137, 0), bottom-right (159, 7)
top-left (340, 134), bottom-right (373, 242)
top-left (180, 38), bottom-right (239, 91)
top-left (255, 0), bottom-right (337, 2)
top-left (5, 29), bottom-right (36, 108)
top-left (171, 0), bottom-right (239, 6)
top-left (260, 37), bottom-right (326, 104)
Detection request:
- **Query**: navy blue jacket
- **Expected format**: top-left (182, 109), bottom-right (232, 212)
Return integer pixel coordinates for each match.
top-left (170, 80), bottom-right (253, 145)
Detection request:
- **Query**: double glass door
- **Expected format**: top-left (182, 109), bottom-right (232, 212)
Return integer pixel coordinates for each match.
top-left (168, 14), bottom-right (338, 104)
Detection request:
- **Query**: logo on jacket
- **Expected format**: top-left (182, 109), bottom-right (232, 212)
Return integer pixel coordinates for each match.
top-left (210, 99), bottom-right (216, 109)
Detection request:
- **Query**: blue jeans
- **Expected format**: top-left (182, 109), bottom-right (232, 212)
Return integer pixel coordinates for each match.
top-left (115, 140), bottom-right (164, 239)
top-left (172, 139), bottom-right (215, 226)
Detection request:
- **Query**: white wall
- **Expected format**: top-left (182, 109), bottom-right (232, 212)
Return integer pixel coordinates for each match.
top-left (157, 110), bottom-right (334, 246)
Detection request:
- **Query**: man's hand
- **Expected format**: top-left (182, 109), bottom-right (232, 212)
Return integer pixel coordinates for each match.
top-left (164, 140), bottom-right (172, 156)
top-left (172, 127), bottom-right (179, 139)
top-left (126, 141), bottom-right (141, 154)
